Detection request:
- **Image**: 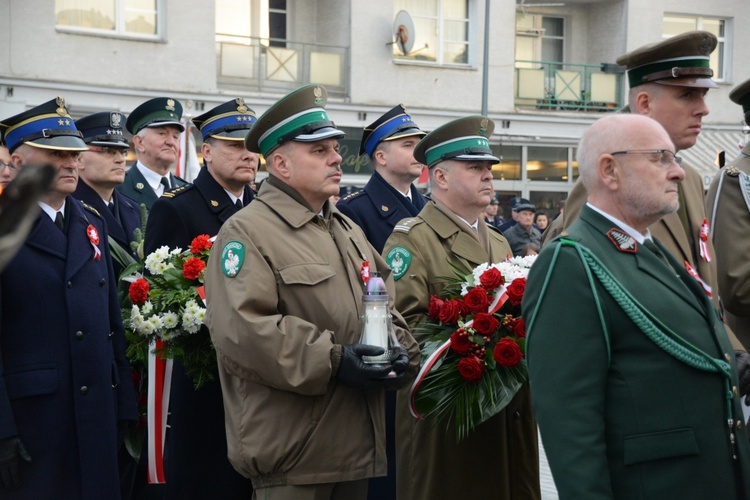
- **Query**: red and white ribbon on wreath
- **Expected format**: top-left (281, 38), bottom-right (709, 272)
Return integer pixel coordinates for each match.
top-left (699, 218), bottom-right (711, 262)
top-left (147, 340), bottom-right (173, 484)
top-left (685, 261), bottom-right (712, 298)
top-left (408, 285), bottom-right (510, 420)
top-left (86, 224), bottom-right (101, 261)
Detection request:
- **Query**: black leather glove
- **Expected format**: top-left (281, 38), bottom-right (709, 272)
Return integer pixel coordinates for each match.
top-left (391, 346), bottom-right (409, 375)
top-left (0, 436), bottom-right (31, 490)
top-left (734, 350), bottom-right (750, 404)
top-left (336, 344), bottom-right (393, 389)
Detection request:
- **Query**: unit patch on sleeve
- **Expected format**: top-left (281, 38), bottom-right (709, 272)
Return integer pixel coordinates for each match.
top-left (221, 241), bottom-right (245, 277)
top-left (385, 246), bottom-right (412, 280)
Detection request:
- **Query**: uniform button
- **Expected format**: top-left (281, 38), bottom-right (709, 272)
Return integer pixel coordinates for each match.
top-left (733, 386), bottom-right (739, 397)
top-left (67, 281), bottom-right (73, 289)
top-left (725, 353), bottom-right (732, 362)
top-left (80, 386), bottom-right (89, 395)
top-left (99, 278), bottom-right (106, 287)
top-left (738, 421), bottom-right (743, 430)
top-left (108, 331), bottom-right (114, 339)
top-left (75, 331), bottom-right (84, 340)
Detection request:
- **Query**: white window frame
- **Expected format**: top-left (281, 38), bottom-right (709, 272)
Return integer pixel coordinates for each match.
top-left (55, 0), bottom-right (165, 41)
top-left (662, 14), bottom-right (732, 83)
top-left (393, 0), bottom-right (476, 68)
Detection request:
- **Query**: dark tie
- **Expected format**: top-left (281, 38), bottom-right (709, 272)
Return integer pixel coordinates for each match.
top-left (160, 177), bottom-right (171, 191)
top-left (54, 211), bottom-right (64, 232)
top-left (235, 199), bottom-right (243, 210)
top-left (108, 201), bottom-right (116, 215)
top-left (643, 239), bottom-right (671, 268)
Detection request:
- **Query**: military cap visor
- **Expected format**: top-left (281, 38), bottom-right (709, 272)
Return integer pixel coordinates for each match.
top-left (193, 99), bottom-right (257, 141)
top-left (245, 84), bottom-right (345, 157)
top-left (126, 97), bottom-right (185, 135)
top-left (729, 78), bottom-right (750, 114)
top-left (414, 116), bottom-right (498, 168)
top-left (0, 97), bottom-right (88, 153)
top-left (359, 104), bottom-right (426, 157)
top-left (75, 112), bottom-right (130, 148)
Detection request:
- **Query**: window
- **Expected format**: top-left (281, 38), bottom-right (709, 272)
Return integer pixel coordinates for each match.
top-left (393, 0), bottom-right (471, 65)
top-left (663, 15), bottom-right (730, 81)
top-left (55, 0), bottom-right (161, 38)
top-left (515, 14), bottom-right (565, 67)
top-left (215, 0), bottom-right (287, 46)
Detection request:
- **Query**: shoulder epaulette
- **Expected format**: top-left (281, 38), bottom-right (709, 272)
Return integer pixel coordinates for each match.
top-left (487, 224), bottom-right (503, 235)
top-left (393, 217), bottom-right (423, 233)
top-left (162, 184), bottom-right (192, 198)
top-left (340, 189), bottom-right (365, 202)
top-left (81, 202), bottom-right (101, 218)
top-left (726, 165), bottom-right (741, 177)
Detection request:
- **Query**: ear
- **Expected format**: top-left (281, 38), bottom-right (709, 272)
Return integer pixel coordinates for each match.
top-left (432, 165), bottom-right (449, 191)
top-left (270, 150), bottom-right (291, 180)
top-left (201, 142), bottom-right (212, 164)
top-left (633, 90), bottom-right (652, 116)
top-left (598, 153), bottom-right (620, 191)
top-left (132, 134), bottom-right (145, 153)
top-left (10, 151), bottom-right (24, 169)
top-left (373, 149), bottom-right (387, 168)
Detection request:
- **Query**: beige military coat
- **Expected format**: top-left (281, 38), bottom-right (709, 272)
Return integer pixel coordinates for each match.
top-left (204, 177), bottom-right (419, 489)
top-left (383, 200), bottom-right (541, 500)
top-left (707, 146), bottom-right (750, 349)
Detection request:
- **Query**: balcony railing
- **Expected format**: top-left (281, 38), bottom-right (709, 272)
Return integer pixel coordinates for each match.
top-left (216, 35), bottom-right (349, 97)
top-left (514, 60), bottom-right (624, 112)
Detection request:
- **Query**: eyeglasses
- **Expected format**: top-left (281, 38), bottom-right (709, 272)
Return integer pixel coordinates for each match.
top-left (610, 149), bottom-right (683, 167)
top-left (87, 146), bottom-right (130, 157)
top-left (0, 162), bottom-right (16, 172)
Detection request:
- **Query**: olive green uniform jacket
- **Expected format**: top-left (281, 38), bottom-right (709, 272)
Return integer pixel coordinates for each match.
top-left (524, 205), bottom-right (750, 499)
top-left (544, 167), bottom-right (747, 350)
top-left (383, 200), bottom-right (541, 500)
top-left (204, 177), bottom-right (420, 489)
top-left (707, 146), bottom-right (750, 349)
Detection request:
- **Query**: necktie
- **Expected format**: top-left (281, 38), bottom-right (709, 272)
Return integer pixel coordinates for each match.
top-left (160, 177), bottom-right (170, 191)
top-left (643, 239), bottom-right (671, 268)
top-left (54, 211), bottom-right (64, 232)
top-left (108, 201), bottom-right (116, 215)
top-left (235, 199), bottom-right (243, 210)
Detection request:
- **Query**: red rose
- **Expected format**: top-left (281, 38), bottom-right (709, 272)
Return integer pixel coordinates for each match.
top-left (428, 296), bottom-right (444, 321)
top-left (464, 287), bottom-right (489, 313)
top-left (438, 299), bottom-right (461, 325)
top-left (493, 338), bottom-right (523, 367)
top-left (182, 257), bottom-right (206, 281)
top-left (190, 234), bottom-right (213, 254)
top-left (472, 313), bottom-right (500, 336)
top-left (479, 267), bottom-right (504, 290)
top-left (129, 278), bottom-right (149, 305)
top-left (513, 317), bottom-right (526, 339)
top-left (450, 328), bottom-right (474, 355)
top-left (506, 278), bottom-right (527, 306)
top-left (457, 356), bottom-right (486, 382)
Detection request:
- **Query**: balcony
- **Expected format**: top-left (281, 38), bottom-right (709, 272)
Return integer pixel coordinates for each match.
top-left (216, 35), bottom-right (350, 97)
top-left (515, 60), bottom-right (624, 112)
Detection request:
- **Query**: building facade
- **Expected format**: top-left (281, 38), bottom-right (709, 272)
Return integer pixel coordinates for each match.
top-left (1, 0), bottom-right (747, 215)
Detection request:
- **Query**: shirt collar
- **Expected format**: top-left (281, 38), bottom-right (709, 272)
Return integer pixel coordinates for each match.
top-left (136, 162), bottom-right (169, 194)
top-left (38, 200), bottom-right (66, 221)
top-left (586, 202), bottom-right (652, 244)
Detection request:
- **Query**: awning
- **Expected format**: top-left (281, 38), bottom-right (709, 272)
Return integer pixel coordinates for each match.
top-left (680, 128), bottom-right (747, 188)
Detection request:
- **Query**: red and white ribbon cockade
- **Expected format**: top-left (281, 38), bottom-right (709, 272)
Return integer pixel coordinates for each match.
top-left (408, 286), bottom-right (510, 419)
top-left (86, 224), bottom-right (101, 261)
top-left (699, 218), bottom-right (711, 262)
top-left (146, 342), bottom-right (173, 484)
top-left (360, 260), bottom-right (370, 285)
top-left (685, 261), bottom-right (712, 298)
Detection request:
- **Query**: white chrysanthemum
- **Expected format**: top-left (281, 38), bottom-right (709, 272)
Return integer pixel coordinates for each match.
top-left (170, 247), bottom-right (183, 256)
top-left (141, 300), bottom-right (153, 315)
top-left (162, 312), bottom-right (179, 329)
top-left (136, 318), bottom-right (155, 336)
top-left (153, 246), bottom-right (170, 261)
top-left (181, 302), bottom-right (206, 334)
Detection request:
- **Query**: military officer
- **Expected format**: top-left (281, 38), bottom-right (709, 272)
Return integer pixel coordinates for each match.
top-left (541, 32), bottom-right (747, 352)
top-left (337, 104), bottom-right (427, 253)
top-left (0, 98), bottom-right (137, 498)
top-left (204, 84), bottom-right (419, 500)
top-left (382, 116), bottom-right (540, 500)
top-left (75, 111), bottom-right (141, 270)
top-left (117, 97), bottom-right (187, 210)
top-left (707, 78), bottom-right (750, 357)
top-left (144, 98), bottom-right (257, 499)
top-left (525, 114), bottom-right (750, 499)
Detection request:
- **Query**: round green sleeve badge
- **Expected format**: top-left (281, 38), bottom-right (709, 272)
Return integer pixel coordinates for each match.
top-left (221, 241), bottom-right (245, 278)
top-left (385, 246), bottom-right (412, 281)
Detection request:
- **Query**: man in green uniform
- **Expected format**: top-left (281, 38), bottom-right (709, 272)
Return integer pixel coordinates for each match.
top-left (525, 113), bottom-right (750, 499)
top-left (383, 116), bottom-right (540, 500)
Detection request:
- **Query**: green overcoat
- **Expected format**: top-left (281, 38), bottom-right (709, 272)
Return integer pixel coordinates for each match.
top-left (524, 205), bottom-right (750, 499)
top-left (383, 200), bottom-right (541, 500)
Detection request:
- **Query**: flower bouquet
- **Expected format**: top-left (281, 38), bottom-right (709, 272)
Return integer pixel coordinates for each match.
top-left (409, 256), bottom-right (536, 441)
top-left (119, 234), bottom-right (215, 390)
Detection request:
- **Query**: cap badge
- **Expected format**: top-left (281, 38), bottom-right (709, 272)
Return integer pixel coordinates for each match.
top-left (56, 96), bottom-right (68, 116)
top-left (480, 118), bottom-right (489, 137)
top-left (313, 86), bottom-right (324, 106)
top-left (110, 112), bottom-right (122, 128)
top-left (166, 99), bottom-right (176, 111)
top-left (606, 228), bottom-right (637, 253)
top-left (699, 36), bottom-right (713, 55)
top-left (211, 200), bottom-right (219, 207)
top-left (236, 97), bottom-right (248, 113)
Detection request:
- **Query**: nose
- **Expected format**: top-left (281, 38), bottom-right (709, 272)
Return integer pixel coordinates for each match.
top-left (668, 162), bottom-right (686, 182)
top-left (330, 150), bottom-right (343, 168)
top-left (694, 94), bottom-right (709, 117)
